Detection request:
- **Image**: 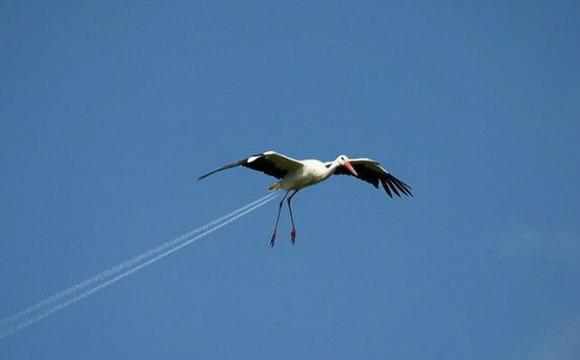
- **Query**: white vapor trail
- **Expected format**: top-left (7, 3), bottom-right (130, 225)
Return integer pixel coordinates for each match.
top-left (0, 193), bottom-right (278, 339)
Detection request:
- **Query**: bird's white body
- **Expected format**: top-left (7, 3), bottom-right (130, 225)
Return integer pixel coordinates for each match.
top-left (271, 159), bottom-right (335, 190)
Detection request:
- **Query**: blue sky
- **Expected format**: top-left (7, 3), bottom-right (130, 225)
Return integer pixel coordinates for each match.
top-left (1, 1), bottom-right (579, 358)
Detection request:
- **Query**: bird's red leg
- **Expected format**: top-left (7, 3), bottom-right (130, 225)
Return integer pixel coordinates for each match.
top-left (287, 190), bottom-right (299, 244)
top-left (270, 191), bottom-right (289, 248)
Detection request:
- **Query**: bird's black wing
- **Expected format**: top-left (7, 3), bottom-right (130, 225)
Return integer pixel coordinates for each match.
top-left (198, 151), bottom-right (303, 180)
top-left (330, 158), bottom-right (413, 198)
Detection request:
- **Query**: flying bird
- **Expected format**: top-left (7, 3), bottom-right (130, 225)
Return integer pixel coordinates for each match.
top-left (199, 151), bottom-right (412, 247)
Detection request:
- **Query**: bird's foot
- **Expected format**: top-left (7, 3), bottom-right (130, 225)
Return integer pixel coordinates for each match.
top-left (270, 232), bottom-right (277, 248)
top-left (290, 228), bottom-right (296, 244)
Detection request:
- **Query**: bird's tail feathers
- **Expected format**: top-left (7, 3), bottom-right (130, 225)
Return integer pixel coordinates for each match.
top-left (268, 182), bottom-right (283, 191)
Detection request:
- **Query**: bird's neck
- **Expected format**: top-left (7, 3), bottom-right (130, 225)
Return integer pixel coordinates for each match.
top-left (325, 160), bottom-right (342, 175)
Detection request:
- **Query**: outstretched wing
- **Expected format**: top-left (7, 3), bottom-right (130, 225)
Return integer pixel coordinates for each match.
top-left (198, 151), bottom-right (303, 180)
top-left (327, 158), bottom-right (413, 198)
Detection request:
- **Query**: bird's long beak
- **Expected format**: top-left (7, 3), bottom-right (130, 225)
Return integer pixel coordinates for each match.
top-left (344, 160), bottom-right (358, 176)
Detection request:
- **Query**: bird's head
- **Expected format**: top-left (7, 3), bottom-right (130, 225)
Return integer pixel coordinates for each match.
top-left (336, 155), bottom-right (358, 176)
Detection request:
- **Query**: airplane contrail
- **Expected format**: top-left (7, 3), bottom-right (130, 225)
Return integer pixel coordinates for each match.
top-left (0, 193), bottom-right (278, 339)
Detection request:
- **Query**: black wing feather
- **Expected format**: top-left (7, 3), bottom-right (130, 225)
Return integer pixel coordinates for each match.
top-left (198, 158), bottom-right (248, 180)
top-left (242, 156), bottom-right (287, 179)
top-left (387, 177), bottom-right (401, 197)
top-left (334, 162), bottom-right (413, 198)
top-left (334, 163), bottom-right (381, 188)
top-left (380, 178), bottom-right (393, 197)
top-left (392, 177), bottom-right (413, 196)
top-left (198, 153), bottom-right (289, 180)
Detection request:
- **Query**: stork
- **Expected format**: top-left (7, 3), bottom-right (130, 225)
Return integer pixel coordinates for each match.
top-left (199, 151), bottom-right (412, 247)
